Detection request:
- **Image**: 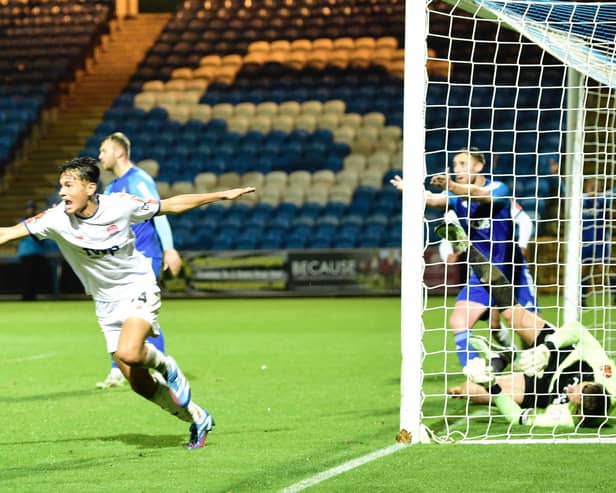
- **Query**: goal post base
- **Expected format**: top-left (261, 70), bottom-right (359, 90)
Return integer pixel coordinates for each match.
top-left (396, 425), bottom-right (433, 445)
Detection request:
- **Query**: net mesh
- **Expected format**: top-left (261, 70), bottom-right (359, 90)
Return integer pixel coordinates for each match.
top-left (422, 0), bottom-right (616, 442)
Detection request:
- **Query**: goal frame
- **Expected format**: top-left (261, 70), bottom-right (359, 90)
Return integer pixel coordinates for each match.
top-left (401, 0), bottom-right (616, 445)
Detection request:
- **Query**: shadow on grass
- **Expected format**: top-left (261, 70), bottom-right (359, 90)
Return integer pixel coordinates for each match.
top-left (0, 388), bottom-right (115, 403)
top-left (99, 433), bottom-right (184, 449)
top-left (0, 433), bottom-right (183, 449)
top-left (0, 435), bottom-right (186, 483)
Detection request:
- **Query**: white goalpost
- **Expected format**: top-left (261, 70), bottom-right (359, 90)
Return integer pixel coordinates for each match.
top-left (401, 0), bottom-right (616, 444)
top-left (399, 0), bottom-right (429, 444)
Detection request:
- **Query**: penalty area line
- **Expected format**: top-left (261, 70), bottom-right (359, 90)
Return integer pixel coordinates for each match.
top-left (279, 442), bottom-right (408, 493)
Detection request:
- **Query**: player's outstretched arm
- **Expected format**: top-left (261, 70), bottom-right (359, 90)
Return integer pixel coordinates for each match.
top-left (159, 187), bottom-right (256, 215)
top-left (0, 223), bottom-right (30, 246)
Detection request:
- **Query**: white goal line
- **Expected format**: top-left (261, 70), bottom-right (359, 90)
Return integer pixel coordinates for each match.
top-left (279, 442), bottom-right (409, 493)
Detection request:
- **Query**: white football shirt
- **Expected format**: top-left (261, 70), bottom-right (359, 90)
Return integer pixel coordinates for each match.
top-left (25, 193), bottom-right (160, 301)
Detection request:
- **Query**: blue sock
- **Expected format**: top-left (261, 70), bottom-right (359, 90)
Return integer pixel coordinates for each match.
top-left (109, 328), bottom-right (166, 370)
top-left (454, 331), bottom-right (478, 368)
top-left (147, 327), bottom-right (165, 354)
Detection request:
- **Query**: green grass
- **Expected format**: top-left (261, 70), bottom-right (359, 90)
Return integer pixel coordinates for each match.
top-left (0, 297), bottom-right (614, 492)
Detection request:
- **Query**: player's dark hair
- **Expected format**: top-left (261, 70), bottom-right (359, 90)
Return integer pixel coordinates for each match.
top-left (59, 157), bottom-right (100, 184)
top-left (104, 131), bottom-right (131, 158)
top-left (578, 383), bottom-right (611, 428)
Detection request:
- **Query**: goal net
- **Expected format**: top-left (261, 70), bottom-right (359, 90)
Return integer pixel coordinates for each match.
top-left (406, 0), bottom-right (616, 443)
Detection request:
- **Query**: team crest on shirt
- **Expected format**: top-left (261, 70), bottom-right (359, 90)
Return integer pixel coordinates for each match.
top-left (602, 365), bottom-right (613, 378)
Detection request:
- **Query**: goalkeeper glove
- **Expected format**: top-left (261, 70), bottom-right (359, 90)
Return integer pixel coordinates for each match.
top-left (463, 357), bottom-right (496, 386)
top-left (517, 344), bottom-right (550, 377)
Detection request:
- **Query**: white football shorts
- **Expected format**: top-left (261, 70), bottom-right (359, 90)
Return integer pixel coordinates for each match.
top-left (95, 286), bottom-right (162, 353)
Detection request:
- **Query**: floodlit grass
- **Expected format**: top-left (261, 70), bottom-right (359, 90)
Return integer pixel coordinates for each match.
top-left (0, 297), bottom-right (613, 492)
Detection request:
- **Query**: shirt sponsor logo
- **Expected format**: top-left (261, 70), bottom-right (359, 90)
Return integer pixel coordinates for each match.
top-left (107, 224), bottom-right (119, 234)
top-left (82, 245), bottom-right (120, 257)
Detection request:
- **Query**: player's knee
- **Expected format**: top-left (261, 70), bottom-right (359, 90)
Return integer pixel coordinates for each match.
top-left (449, 314), bottom-right (470, 332)
top-left (115, 344), bottom-right (145, 366)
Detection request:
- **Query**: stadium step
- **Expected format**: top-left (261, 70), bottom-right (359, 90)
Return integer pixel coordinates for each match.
top-left (0, 13), bottom-right (170, 252)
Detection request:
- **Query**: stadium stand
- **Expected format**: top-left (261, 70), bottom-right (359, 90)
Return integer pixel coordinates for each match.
top-left (0, 0), bottom-right (114, 174)
top-left (69, 0), bottom-right (405, 251)
top-left (0, 6), bottom-right (171, 234)
top-left (1, 0), bottom-right (558, 253)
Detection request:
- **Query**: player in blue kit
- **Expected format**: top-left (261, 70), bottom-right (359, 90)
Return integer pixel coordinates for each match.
top-left (96, 132), bottom-right (182, 388)
top-left (424, 148), bottom-right (538, 368)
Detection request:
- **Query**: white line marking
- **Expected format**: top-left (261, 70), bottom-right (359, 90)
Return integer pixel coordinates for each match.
top-left (4, 352), bottom-right (56, 363)
top-left (280, 442), bottom-right (408, 493)
top-left (280, 410), bottom-right (494, 492)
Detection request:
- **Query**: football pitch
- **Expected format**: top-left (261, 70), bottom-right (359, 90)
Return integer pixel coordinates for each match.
top-left (0, 296), bottom-right (613, 492)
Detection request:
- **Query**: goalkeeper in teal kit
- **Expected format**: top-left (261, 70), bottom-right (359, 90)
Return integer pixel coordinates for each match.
top-left (441, 220), bottom-right (615, 428)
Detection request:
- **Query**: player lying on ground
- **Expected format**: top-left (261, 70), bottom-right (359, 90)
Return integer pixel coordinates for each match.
top-left (439, 218), bottom-right (616, 428)
top-left (0, 157), bottom-right (255, 448)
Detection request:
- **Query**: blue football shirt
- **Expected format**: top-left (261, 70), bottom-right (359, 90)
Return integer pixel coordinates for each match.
top-left (104, 166), bottom-right (163, 263)
top-left (447, 179), bottom-right (517, 271)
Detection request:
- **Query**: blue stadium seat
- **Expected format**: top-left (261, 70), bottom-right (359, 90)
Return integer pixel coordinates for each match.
top-left (471, 86), bottom-right (494, 106)
top-left (516, 110), bottom-right (539, 130)
top-left (515, 132), bottom-right (538, 153)
top-left (211, 228), bottom-right (238, 251)
top-left (260, 230), bottom-right (284, 249)
top-left (285, 233), bottom-right (309, 249)
top-left (425, 130), bottom-right (446, 152)
top-left (333, 231), bottom-right (357, 248)
top-left (340, 214), bottom-right (364, 229)
top-left (447, 107), bottom-right (470, 128)
top-left (426, 106), bottom-right (447, 129)
top-left (494, 87), bottom-right (517, 108)
top-left (357, 231), bottom-right (382, 248)
top-left (292, 214), bottom-right (317, 230)
top-left (447, 85), bottom-right (471, 106)
top-left (309, 232), bottom-right (333, 249)
top-left (426, 83), bottom-right (448, 105)
top-left (538, 132), bottom-right (562, 153)
top-left (268, 214), bottom-right (293, 231)
top-left (300, 202), bottom-right (323, 218)
top-left (322, 201), bottom-right (347, 217)
top-left (276, 202), bottom-right (299, 218)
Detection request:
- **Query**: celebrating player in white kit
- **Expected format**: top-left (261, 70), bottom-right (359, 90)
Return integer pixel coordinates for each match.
top-left (0, 157), bottom-right (255, 449)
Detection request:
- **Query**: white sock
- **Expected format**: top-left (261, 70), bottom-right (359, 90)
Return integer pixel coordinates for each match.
top-left (143, 343), bottom-right (168, 374)
top-left (187, 401), bottom-right (206, 423)
top-left (149, 379), bottom-right (193, 422)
